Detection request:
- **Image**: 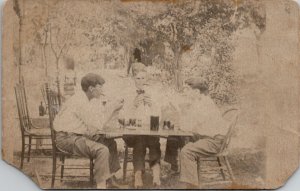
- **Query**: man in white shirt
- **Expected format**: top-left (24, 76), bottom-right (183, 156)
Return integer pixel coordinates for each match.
top-left (54, 73), bottom-right (124, 189)
top-left (122, 70), bottom-right (161, 188)
top-left (165, 78), bottom-right (228, 188)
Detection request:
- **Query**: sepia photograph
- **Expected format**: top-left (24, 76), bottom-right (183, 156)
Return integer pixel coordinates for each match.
top-left (1, 0), bottom-right (300, 189)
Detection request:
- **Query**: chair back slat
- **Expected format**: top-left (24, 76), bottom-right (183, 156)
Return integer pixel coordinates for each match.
top-left (45, 83), bottom-right (61, 152)
top-left (20, 84), bottom-right (31, 130)
top-left (218, 108), bottom-right (239, 154)
top-left (15, 83), bottom-right (31, 133)
top-left (56, 79), bottom-right (62, 107)
top-left (21, 77), bottom-right (30, 120)
top-left (15, 85), bottom-right (25, 133)
top-left (41, 85), bottom-right (48, 111)
top-left (18, 86), bottom-right (28, 129)
top-left (43, 81), bottom-right (62, 111)
top-left (45, 83), bottom-right (60, 127)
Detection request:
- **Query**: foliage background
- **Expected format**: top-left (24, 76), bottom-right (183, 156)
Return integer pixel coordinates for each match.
top-left (15, 0), bottom-right (267, 105)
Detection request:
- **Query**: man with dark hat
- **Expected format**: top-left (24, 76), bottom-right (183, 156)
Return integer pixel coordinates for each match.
top-left (54, 73), bottom-right (124, 189)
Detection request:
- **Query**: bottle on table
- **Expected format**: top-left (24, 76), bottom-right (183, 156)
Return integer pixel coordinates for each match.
top-left (150, 116), bottom-right (159, 131)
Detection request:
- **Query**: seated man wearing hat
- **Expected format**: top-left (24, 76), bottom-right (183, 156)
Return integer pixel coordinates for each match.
top-left (164, 78), bottom-right (228, 188)
top-left (54, 73), bottom-right (124, 189)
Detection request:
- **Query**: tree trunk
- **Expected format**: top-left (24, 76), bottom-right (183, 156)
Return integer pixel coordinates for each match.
top-left (14, 0), bottom-right (22, 83)
top-left (42, 45), bottom-right (48, 77)
top-left (174, 47), bottom-right (183, 91)
top-left (55, 57), bottom-right (60, 80)
top-left (18, 6), bottom-right (23, 83)
top-left (55, 58), bottom-right (62, 106)
top-left (124, 46), bottom-right (131, 74)
top-left (56, 75), bottom-right (62, 106)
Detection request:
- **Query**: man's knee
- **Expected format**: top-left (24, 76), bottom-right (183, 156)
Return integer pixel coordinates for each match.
top-left (180, 143), bottom-right (194, 156)
top-left (95, 144), bottom-right (109, 158)
top-left (111, 140), bottom-right (117, 147)
top-left (180, 147), bottom-right (188, 157)
top-left (147, 137), bottom-right (160, 149)
top-left (147, 136), bottom-right (159, 143)
top-left (107, 139), bottom-right (117, 148)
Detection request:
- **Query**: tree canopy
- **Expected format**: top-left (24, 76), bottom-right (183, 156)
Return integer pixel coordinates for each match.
top-left (18, 0), bottom-right (266, 105)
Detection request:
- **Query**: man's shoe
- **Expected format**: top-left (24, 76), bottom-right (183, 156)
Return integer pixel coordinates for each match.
top-left (171, 164), bottom-right (179, 172)
top-left (177, 181), bottom-right (198, 189)
top-left (97, 181), bottom-right (107, 189)
top-left (153, 182), bottom-right (161, 189)
top-left (170, 169), bottom-right (180, 176)
top-left (107, 177), bottom-right (128, 189)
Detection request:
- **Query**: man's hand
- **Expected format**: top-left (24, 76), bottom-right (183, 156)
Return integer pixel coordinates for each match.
top-left (143, 94), bottom-right (152, 107)
top-left (134, 95), bottom-right (144, 108)
top-left (112, 98), bottom-right (124, 112)
top-left (191, 132), bottom-right (202, 142)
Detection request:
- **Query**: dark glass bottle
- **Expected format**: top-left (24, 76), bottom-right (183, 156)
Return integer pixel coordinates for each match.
top-left (39, 101), bottom-right (45, 116)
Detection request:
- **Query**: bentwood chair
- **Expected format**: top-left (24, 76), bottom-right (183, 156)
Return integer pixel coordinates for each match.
top-left (14, 82), bottom-right (51, 169)
top-left (197, 108), bottom-right (239, 187)
top-left (45, 83), bottom-right (94, 188)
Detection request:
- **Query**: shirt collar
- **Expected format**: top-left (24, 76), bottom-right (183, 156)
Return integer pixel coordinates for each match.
top-left (77, 90), bottom-right (90, 103)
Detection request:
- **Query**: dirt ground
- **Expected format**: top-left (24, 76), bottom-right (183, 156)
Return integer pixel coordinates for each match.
top-left (12, 144), bottom-right (265, 189)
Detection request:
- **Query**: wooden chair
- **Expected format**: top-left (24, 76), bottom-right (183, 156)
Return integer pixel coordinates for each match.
top-left (45, 83), bottom-right (94, 188)
top-left (63, 74), bottom-right (77, 97)
top-left (14, 82), bottom-right (51, 169)
top-left (41, 80), bottom-right (63, 115)
top-left (40, 85), bottom-right (49, 115)
top-left (197, 108), bottom-right (239, 187)
top-left (122, 144), bottom-right (132, 181)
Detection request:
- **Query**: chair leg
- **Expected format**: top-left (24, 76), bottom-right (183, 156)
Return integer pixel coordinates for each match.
top-left (51, 153), bottom-right (57, 188)
top-left (224, 156), bottom-right (235, 182)
top-left (90, 158), bottom-right (94, 185)
top-left (60, 155), bottom-right (65, 182)
top-left (177, 148), bottom-right (181, 173)
top-left (197, 158), bottom-right (201, 188)
top-left (123, 146), bottom-right (128, 182)
top-left (217, 156), bottom-right (226, 180)
top-left (27, 136), bottom-right (32, 162)
top-left (20, 136), bottom-right (25, 169)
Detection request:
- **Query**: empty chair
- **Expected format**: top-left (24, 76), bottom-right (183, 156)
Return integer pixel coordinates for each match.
top-left (14, 82), bottom-right (51, 169)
